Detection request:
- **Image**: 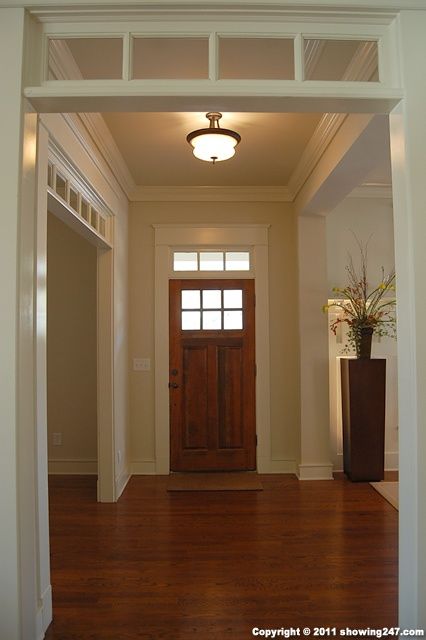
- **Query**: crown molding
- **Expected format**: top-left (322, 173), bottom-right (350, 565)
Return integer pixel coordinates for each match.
top-left (348, 183), bottom-right (392, 199)
top-left (24, 3), bottom-right (401, 25)
top-left (48, 38), bottom-right (82, 81)
top-left (287, 112), bottom-right (347, 199)
top-left (304, 39), bottom-right (326, 80)
top-left (342, 41), bottom-right (379, 82)
top-left (78, 113), bottom-right (137, 199)
top-left (130, 185), bottom-right (293, 202)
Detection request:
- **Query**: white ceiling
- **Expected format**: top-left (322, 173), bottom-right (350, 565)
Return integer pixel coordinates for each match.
top-left (102, 111), bottom-right (323, 187)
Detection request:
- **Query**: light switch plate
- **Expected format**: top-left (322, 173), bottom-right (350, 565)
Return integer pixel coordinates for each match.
top-left (133, 358), bottom-right (151, 371)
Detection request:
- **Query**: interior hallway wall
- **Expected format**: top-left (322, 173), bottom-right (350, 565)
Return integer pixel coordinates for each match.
top-left (47, 212), bottom-right (97, 473)
top-left (128, 200), bottom-right (301, 471)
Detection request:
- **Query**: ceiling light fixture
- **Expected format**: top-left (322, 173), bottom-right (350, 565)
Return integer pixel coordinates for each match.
top-left (186, 112), bottom-right (241, 164)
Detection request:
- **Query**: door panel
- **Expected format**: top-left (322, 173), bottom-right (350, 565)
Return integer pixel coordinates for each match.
top-left (169, 279), bottom-right (256, 471)
top-left (217, 345), bottom-right (243, 449)
top-left (182, 346), bottom-right (208, 449)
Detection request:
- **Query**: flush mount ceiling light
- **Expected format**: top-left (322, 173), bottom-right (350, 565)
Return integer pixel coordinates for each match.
top-left (186, 112), bottom-right (241, 163)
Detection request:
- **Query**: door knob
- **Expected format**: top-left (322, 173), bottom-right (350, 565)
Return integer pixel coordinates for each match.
top-left (168, 382), bottom-right (179, 389)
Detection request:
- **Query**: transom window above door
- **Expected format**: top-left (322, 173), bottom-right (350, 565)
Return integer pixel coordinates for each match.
top-left (173, 250), bottom-right (250, 272)
top-left (181, 288), bottom-right (243, 330)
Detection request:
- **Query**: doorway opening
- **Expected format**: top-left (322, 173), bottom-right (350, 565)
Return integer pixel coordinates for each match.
top-left (47, 213), bottom-right (98, 479)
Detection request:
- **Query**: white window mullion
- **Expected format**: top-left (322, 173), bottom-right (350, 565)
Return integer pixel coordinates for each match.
top-left (122, 32), bottom-right (131, 81)
top-left (294, 33), bottom-right (304, 82)
top-left (209, 32), bottom-right (218, 81)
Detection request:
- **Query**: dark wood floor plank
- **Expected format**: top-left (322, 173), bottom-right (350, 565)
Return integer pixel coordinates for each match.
top-left (45, 474), bottom-right (398, 640)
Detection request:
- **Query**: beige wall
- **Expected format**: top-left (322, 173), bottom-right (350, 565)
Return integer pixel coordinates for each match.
top-left (47, 212), bottom-right (97, 470)
top-left (128, 201), bottom-right (301, 468)
top-left (326, 195), bottom-right (395, 290)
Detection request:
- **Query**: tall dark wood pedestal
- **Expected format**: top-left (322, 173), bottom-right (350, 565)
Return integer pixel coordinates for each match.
top-left (340, 358), bottom-right (386, 482)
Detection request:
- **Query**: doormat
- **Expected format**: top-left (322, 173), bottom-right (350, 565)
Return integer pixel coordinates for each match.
top-left (167, 472), bottom-right (263, 492)
top-left (370, 481), bottom-right (398, 510)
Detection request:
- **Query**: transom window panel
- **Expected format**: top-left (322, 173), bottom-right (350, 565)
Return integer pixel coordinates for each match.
top-left (199, 252), bottom-right (224, 271)
top-left (218, 37), bottom-right (295, 80)
top-left (173, 252), bottom-right (198, 271)
top-left (48, 161), bottom-right (109, 240)
top-left (181, 288), bottom-right (243, 331)
top-left (173, 250), bottom-right (250, 272)
top-left (303, 39), bottom-right (379, 82)
top-left (132, 37), bottom-right (209, 79)
top-left (48, 38), bottom-right (123, 80)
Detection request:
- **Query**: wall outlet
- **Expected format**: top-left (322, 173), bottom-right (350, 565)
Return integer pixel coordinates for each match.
top-left (52, 432), bottom-right (62, 446)
top-left (133, 357), bottom-right (151, 371)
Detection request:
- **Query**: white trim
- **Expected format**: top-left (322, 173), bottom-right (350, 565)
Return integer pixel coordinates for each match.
top-left (40, 586), bottom-right (52, 639)
top-left (35, 123), bottom-right (53, 639)
top-left (297, 463), bottom-right (334, 480)
top-left (154, 224), bottom-right (274, 473)
top-left (47, 189), bottom-right (112, 249)
top-left (26, 5), bottom-right (402, 25)
top-left (288, 113), bottom-right (347, 198)
top-left (58, 113), bottom-right (132, 203)
top-left (348, 183), bottom-right (392, 198)
top-left (36, 584), bottom-right (52, 640)
top-left (48, 458), bottom-right (98, 474)
top-left (130, 460), bottom-right (157, 475)
top-left (78, 113), bottom-right (136, 199)
top-left (48, 137), bottom-right (115, 219)
top-left (115, 465), bottom-right (131, 498)
top-left (303, 38), bottom-right (326, 79)
top-left (48, 37), bottom-right (82, 81)
top-left (343, 40), bottom-right (379, 82)
top-left (131, 185), bottom-right (292, 202)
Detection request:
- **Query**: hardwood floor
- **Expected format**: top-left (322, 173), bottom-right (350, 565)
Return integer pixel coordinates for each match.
top-left (45, 474), bottom-right (398, 640)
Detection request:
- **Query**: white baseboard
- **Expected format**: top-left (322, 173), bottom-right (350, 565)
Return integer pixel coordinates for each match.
top-left (130, 460), bottom-right (157, 474)
top-left (115, 466), bottom-right (131, 498)
top-left (334, 451), bottom-right (399, 472)
top-left (36, 584), bottom-right (52, 639)
top-left (297, 463), bottom-right (334, 480)
top-left (48, 458), bottom-right (97, 474)
top-left (257, 457), bottom-right (297, 474)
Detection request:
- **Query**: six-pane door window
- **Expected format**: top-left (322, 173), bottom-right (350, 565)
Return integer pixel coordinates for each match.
top-left (181, 289), bottom-right (243, 330)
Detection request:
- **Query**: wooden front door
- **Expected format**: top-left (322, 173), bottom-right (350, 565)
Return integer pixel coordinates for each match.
top-left (169, 279), bottom-right (256, 471)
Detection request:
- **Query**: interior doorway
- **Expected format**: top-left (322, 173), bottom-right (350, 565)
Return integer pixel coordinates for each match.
top-left (47, 212), bottom-right (98, 477)
top-left (169, 278), bottom-right (256, 471)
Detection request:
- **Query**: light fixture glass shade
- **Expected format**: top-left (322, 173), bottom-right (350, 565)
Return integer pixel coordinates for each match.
top-left (187, 112), bottom-right (241, 163)
top-left (189, 132), bottom-right (238, 162)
